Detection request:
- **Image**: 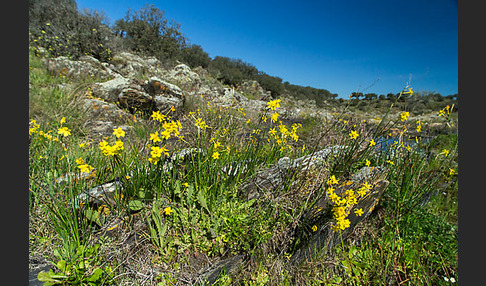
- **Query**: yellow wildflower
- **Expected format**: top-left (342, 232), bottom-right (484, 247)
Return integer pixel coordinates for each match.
top-left (75, 157), bottom-right (85, 165)
top-left (113, 127), bottom-right (125, 138)
top-left (327, 175), bottom-right (339, 185)
top-left (164, 206), bottom-right (173, 216)
top-left (312, 225), bottom-right (318, 232)
top-left (399, 111), bottom-right (410, 122)
top-left (57, 127), bottom-right (71, 137)
top-left (354, 208), bottom-right (364, 216)
top-left (78, 164), bottom-right (94, 174)
top-left (440, 149), bottom-right (450, 157)
top-left (349, 130), bottom-right (359, 140)
top-left (150, 132), bottom-right (161, 143)
top-left (267, 99), bottom-right (281, 111)
top-left (212, 151), bottom-right (220, 160)
top-left (271, 112), bottom-right (279, 123)
top-left (60, 117), bottom-right (66, 125)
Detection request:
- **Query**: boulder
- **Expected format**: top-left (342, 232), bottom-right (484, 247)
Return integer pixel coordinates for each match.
top-left (90, 76), bottom-right (131, 103)
top-left (110, 52), bottom-right (161, 78)
top-left (42, 56), bottom-right (115, 80)
top-left (81, 98), bottom-right (130, 122)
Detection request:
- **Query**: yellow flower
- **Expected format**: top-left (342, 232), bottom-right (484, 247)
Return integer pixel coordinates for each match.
top-left (271, 112), bottom-right (279, 123)
top-left (212, 151), bottom-right (220, 160)
top-left (150, 132), bottom-right (161, 143)
top-left (440, 149), bottom-right (450, 157)
top-left (57, 127), bottom-right (71, 137)
top-left (79, 142), bottom-right (86, 148)
top-left (195, 118), bottom-right (208, 130)
top-left (78, 164), bottom-right (94, 174)
top-left (368, 138), bottom-right (376, 147)
top-left (261, 114), bottom-right (268, 122)
top-left (267, 99), bottom-right (281, 111)
top-left (399, 111), bottom-right (410, 122)
top-left (354, 208), bottom-right (364, 217)
top-left (386, 160), bottom-right (394, 165)
top-left (312, 225), bottom-right (318, 232)
top-left (327, 175), bottom-right (339, 185)
top-left (416, 120), bottom-right (422, 132)
top-left (60, 117), bottom-right (66, 125)
top-left (113, 127), bottom-right (125, 138)
top-left (365, 159), bottom-right (371, 167)
top-left (151, 110), bottom-right (165, 122)
top-left (75, 157), bottom-right (85, 165)
top-left (449, 168), bottom-right (455, 176)
top-left (164, 206), bottom-right (173, 216)
top-left (269, 128), bottom-right (277, 137)
top-left (349, 130), bottom-right (359, 140)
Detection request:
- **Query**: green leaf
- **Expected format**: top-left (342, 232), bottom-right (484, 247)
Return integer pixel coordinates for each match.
top-left (37, 271), bottom-right (57, 283)
top-left (129, 199), bottom-right (145, 211)
top-left (84, 208), bottom-right (101, 226)
top-left (56, 259), bottom-right (67, 272)
top-left (87, 268), bottom-right (103, 282)
top-left (197, 190), bottom-right (209, 212)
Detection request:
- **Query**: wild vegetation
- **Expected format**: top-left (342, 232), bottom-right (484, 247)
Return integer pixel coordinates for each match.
top-left (29, 1), bottom-right (458, 285)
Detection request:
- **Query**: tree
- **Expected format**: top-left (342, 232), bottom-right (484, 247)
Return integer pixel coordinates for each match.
top-left (180, 44), bottom-right (211, 68)
top-left (114, 4), bottom-right (186, 61)
top-left (364, 93), bottom-right (377, 100)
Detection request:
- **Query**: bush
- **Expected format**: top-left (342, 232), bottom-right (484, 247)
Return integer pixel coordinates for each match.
top-left (113, 4), bottom-right (187, 62)
top-left (180, 44), bottom-right (211, 69)
top-left (29, 0), bottom-right (119, 61)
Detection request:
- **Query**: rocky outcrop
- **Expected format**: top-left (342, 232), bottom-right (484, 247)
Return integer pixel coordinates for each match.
top-left (42, 55), bottom-right (117, 80)
top-left (109, 52), bottom-right (162, 78)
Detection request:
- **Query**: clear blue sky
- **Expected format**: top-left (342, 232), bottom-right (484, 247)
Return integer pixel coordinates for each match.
top-left (75, 0), bottom-right (458, 98)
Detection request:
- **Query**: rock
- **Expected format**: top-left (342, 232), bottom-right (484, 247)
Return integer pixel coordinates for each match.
top-left (90, 76), bottom-right (131, 103)
top-left (42, 56), bottom-right (115, 80)
top-left (118, 85), bottom-right (154, 112)
top-left (73, 179), bottom-right (123, 208)
top-left (110, 52), bottom-right (161, 78)
top-left (146, 77), bottom-right (185, 114)
top-left (166, 63), bottom-right (202, 93)
top-left (289, 166), bottom-right (389, 263)
top-left (81, 98), bottom-right (129, 121)
top-left (238, 146), bottom-right (346, 200)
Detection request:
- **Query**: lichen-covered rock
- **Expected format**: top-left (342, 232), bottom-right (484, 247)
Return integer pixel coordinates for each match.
top-left (110, 52), bottom-right (161, 78)
top-left (42, 56), bottom-right (115, 80)
top-left (90, 76), bottom-right (131, 102)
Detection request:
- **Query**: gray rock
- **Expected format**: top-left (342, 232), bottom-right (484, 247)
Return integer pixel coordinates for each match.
top-left (90, 76), bottom-right (131, 102)
top-left (42, 56), bottom-right (114, 80)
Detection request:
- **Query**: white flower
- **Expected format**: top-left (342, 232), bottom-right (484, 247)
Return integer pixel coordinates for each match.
top-left (444, 277), bottom-right (449, 282)
top-left (450, 277), bottom-right (456, 283)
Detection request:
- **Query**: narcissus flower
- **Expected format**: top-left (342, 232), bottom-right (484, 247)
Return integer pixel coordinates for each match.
top-left (78, 164), bottom-right (94, 174)
top-left (399, 111), bottom-right (410, 122)
top-left (113, 127), bottom-right (125, 138)
top-left (349, 130), bottom-right (359, 140)
top-left (267, 99), bottom-right (281, 111)
top-left (164, 206), bottom-right (173, 216)
top-left (57, 127), bottom-right (71, 137)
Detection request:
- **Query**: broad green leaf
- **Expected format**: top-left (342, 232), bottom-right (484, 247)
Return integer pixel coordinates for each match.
top-left (129, 199), bottom-right (145, 211)
top-left (87, 268), bottom-right (103, 282)
top-left (84, 208), bottom-right (101, 226)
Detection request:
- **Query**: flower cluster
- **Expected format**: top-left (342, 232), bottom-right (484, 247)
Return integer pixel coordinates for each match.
top-left (149, 145), bottom-right (169, 165)
top-left (326, 176), bottom-right (372, 232)
top-left (99, 140), bottom-right (124, 156)
top-left (75, 157), bottom-right (94, 174)
top-left (398, 111), bottom-right (410, 122)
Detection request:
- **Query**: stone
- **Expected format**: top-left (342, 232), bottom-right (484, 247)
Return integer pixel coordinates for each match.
top-left (81, 98), bottom-right (129, 121)
top-left (73, 179), bottom-right (123, 208)
top-left (90, 76), bottom-right (131, 103)
top-left (238, 146), bottom-right (346, 200)
top-left (42, 56), bottom-right (114, 80)
top-left (110, 52), bottom-right (161, 78)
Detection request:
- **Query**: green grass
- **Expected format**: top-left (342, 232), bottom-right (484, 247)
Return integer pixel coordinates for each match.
top-left (29, 50), bottom-right (458, 285)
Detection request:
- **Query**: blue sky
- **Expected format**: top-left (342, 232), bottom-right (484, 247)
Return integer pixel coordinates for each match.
top-left (75, 0), bottom-right (458, 98)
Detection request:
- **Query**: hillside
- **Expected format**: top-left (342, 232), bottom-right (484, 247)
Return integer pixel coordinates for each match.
top-left (29, 1), bottom-right (458, 285)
